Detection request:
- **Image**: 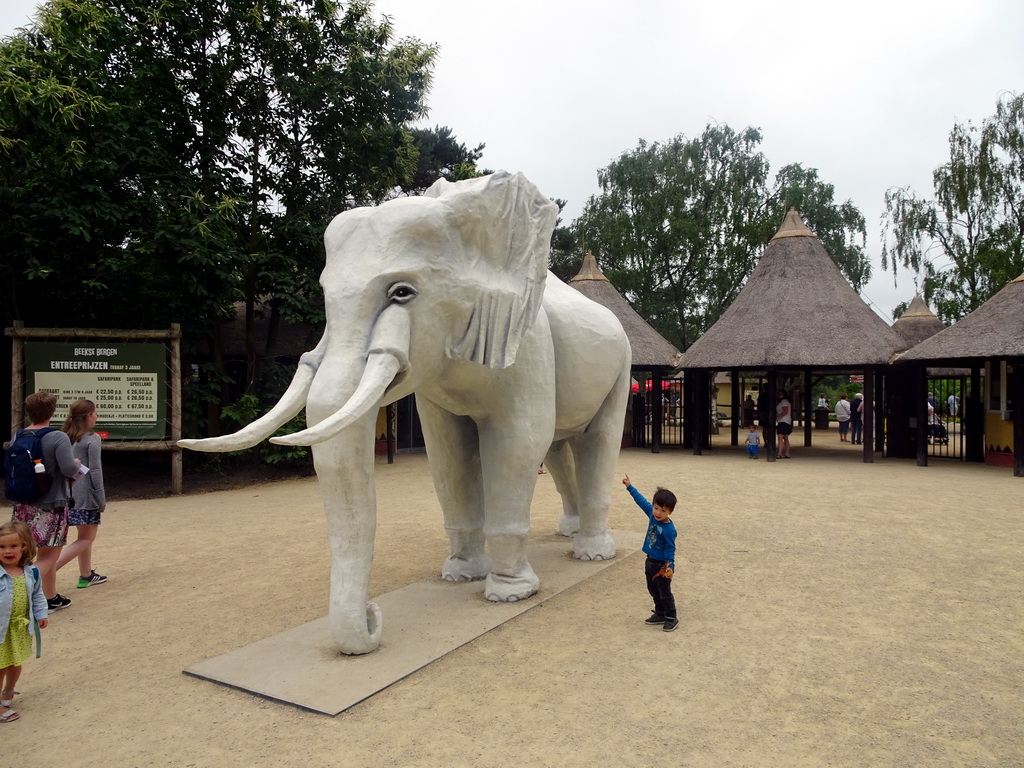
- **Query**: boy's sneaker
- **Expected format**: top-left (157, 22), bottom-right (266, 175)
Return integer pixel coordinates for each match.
top-left (645, 613), bottom-right (667, 625)
top-left (47, 594), bottom-right (72, 612)
top-left (663, 617), bottom-right (679, 632)
top-left (77, 570), bottom-right (107, 588)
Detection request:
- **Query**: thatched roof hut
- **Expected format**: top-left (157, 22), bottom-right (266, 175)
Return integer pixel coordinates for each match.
top-left (891, 294), bottom-right (968, 378)
top-left (897, 274), bottom-right (1024, 364)
top-left (681, 208), bottom-right (904, 369)
top-left (569, 251), bottom-right (682, 369)
top-left (896, 273), bottom-right (1024, 476)
top-left (891, 294), bottom-right (946, 351)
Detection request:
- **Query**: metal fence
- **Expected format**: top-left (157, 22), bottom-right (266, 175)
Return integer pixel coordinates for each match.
top-left (925, 376), bottom-right (966, 460)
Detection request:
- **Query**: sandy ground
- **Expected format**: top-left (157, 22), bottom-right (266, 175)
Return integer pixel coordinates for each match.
top-left (5, 441), bottom-right (1023, 768)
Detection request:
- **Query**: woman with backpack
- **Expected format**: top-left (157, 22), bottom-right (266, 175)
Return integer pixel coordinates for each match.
top-left (55, 400), bottom-right (107, 589)
top-left (8, 392), bottom-right (80, 612)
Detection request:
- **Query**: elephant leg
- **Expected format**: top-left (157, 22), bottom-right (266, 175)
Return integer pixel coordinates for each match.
top-left (570, 380), bottom-right (630, 561)
top-left (477, 420), bottom-right (549, 602)
top-left (545, 440), bottom-right (580, 537)
top-left (416, 396), bottom-right (491, 582)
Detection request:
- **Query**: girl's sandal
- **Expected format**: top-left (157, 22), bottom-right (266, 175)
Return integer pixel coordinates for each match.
top-left (0, 691), bottom-right (19, 707)
top-left (0, 707), bottom-right (20, 723)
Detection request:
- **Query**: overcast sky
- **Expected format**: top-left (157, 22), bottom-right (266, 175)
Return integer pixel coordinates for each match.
top-left (4, 0), bottom-right (1023, 321)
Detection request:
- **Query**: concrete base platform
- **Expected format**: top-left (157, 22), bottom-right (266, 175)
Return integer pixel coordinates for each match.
top-left (184, 530), bottom-right (642, 715)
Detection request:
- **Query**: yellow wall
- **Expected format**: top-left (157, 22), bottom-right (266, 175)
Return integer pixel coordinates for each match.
top-left (985, 411), bottom-right (1014, 453)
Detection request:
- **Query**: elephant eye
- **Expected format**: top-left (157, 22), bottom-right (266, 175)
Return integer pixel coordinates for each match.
top-left (387, 282), bottom-right (417, 304)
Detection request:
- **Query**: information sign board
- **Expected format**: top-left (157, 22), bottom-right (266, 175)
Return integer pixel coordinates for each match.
top-left (24, 342), bottom-right (167, 440)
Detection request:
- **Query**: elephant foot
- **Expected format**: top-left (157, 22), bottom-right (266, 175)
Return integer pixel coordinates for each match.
top-left (557, 513), bottom-right (580, 538)
top-left (573, 532), bottom-right (617, 562)
top-left (441, 552), bottom-right (492, 582)
top-left (484, 567), bottom-right (540, 603)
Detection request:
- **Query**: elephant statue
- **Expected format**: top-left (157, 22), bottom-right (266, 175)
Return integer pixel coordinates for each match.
top-left (179, 171), bottom-right (632, 655)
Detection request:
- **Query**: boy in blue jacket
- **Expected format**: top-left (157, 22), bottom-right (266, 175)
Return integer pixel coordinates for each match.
top-left (622, 474), bottom-right (678, 632)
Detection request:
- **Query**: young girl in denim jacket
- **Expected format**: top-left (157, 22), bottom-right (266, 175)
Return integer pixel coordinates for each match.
top-left (0, 520), bottom-right (49, 723)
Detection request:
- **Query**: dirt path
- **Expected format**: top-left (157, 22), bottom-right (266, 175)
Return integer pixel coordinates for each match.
top-left (6, 447), bottom-right (1023, 767)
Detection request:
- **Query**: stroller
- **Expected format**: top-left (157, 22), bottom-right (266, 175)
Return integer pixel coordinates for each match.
top-left (927, 420), bottom-right (949, 444)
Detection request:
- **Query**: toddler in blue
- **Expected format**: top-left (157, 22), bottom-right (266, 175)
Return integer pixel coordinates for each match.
top-left (622, 474), bottom-right (678, 632)
top-left (745, 425), bottom-right (760, 458)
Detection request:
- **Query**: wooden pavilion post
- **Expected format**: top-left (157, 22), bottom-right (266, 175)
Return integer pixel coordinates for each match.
top-left (915, 364), bottom-right (929, 467)
top-left (1012, 357), bottom-right (1023, 477)
top-left (802, 368), bottom-right (813, 447)
top-left (765, 373), bottom-right (777, 462)
top-left (691, 370), bottom-right (707, 456)
top-left (682, 370), bottom-right (694, 450)
top-left (730, 370), bottom-right (740, 446)
top-left (966, 365), bottom-right (984, 463)
top-left (873, 368), bottom-right (886, 454)
top-left (651, 371), bottom-right (663, 454)
top-left (862, 365), bottom-right (875, 463)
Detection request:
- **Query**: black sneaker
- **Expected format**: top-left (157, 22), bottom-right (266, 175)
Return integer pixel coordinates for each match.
top-left (645, 613), bottom-right (667, 625)
top-left (77, 571), bottom-right (107, 588)
top-left (663, 617), bottom-right (679, 632)
top-left (47, 594), bottom-right (72, 612)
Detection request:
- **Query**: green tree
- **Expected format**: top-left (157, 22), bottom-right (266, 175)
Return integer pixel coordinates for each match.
top-left (979, 92), bottom-right (1024, 288)
top-left (770, 163), bottom-right (870, 290)
top-left (547, 198), bottom-right (578, 283)
top-left (0, 0), bottom-right (436, 422)
top-left (400, 125), bottom-right (485, 195)
top-left (572, 124), bottom-right (870, 348)
top-left (881, 92), bottom-right (1024, 323)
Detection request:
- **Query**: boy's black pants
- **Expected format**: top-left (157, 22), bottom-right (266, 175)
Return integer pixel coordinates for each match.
top-left (645, 557), bottom-right (676, 619)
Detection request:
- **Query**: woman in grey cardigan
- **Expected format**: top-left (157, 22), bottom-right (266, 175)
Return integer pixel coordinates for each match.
top-left (55, 400), bottom-right (107, 589)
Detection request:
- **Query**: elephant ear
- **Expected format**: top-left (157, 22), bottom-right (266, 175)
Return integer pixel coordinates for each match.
top-left (426, 170), bottom-right (557, 369)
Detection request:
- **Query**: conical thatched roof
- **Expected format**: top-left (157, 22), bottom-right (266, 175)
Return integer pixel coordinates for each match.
top-left (897, 273), bottom-right (1024, 363)
top-left (681, 208), bottom-right (904, 369)
top-left (891, 294), bottom-right (946, 351)
top-left (568, 251), bottom-right (682, 368)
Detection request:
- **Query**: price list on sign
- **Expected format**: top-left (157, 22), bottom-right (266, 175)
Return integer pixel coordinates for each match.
top-left (36, 373), bottom-right (160, 423)
top-left (25, 341), bottom-right (167, 440)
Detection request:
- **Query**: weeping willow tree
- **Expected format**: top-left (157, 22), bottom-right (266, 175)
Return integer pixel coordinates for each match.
top-left (881, 92), bottom-right (1024, 323)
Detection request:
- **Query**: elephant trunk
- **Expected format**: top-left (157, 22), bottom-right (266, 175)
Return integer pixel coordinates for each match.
top-left (317, 409), bottom-right (383, 654)
top-left (178, 334), bottom-right (328, 452)
top-left (294, 306), bottom-right (411, 654)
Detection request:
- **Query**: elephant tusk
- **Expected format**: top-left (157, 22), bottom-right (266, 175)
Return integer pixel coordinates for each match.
top-left (270, 351), bottom-right (403, 446)
top-left (179, 334), bottom-right (328, 452)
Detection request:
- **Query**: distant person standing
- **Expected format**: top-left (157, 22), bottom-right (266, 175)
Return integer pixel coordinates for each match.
top-left (742, 395), bottom-right (756, 428)
top-left (835, 393), bottom-right (852, 442)
top-left (947, 393), bottom-right (959, 418)
top-left (817, 394), bottom-right (828, 409)
top-left (55, 400), bottom-right (107, 589)
top-left (850, 393), bottom-right (865, 445)
top-left (775, 390), bottom-right (792, 458)
top-left (745, 425), bottom-right (760, 459)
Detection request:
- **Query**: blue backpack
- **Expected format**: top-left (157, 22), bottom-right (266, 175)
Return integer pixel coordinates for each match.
top-left (4, 427), bottom-right (55, 503)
